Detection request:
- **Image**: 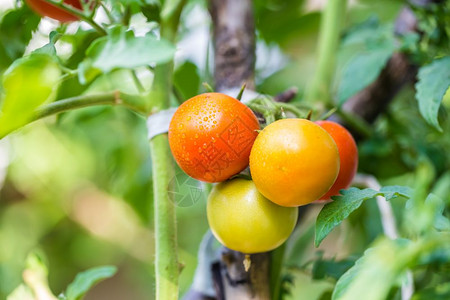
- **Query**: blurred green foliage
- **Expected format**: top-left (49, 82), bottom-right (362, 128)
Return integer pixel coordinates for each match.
top-left (0, 0), bottom-right (449, 299)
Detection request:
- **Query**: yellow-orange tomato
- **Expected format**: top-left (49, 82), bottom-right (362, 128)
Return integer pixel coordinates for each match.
top-left (169, 93), bottom-right (259, 183)
top-left (207, 178), bottom-right (298, 253)
top-left (26, 0), bottom-right (84, 22)
top-left (249, 119), bottom-right (340, 207)
top-left (315, 121), bottom-right (358, 201)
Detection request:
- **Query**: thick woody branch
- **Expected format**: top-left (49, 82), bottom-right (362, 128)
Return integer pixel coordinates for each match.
top-left (210, 0), bottom-right (256, 91)
top-left (212, 251), bottom-right (270, 300)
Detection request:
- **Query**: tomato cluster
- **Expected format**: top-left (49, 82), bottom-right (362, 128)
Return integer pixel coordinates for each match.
top-left (169, 93), bottom-right (358, 253)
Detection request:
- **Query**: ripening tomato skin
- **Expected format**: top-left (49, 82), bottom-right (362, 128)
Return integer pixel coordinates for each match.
top-left (315, 121), bottom-right (358, 200)
top-left (249, 118), bottom-right (340, 207)
top-left (207, 178), bottom-right (298, 253)
top-left (168, 93), bottom-right (260, 183)
top-left (26, 0), bottom-right (83, 23)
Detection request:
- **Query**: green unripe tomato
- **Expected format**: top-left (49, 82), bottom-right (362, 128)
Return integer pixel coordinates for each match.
top-left (207, 178), bottom-right (298, 253)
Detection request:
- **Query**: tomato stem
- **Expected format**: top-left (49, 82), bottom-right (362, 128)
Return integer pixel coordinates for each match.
top-left (202, 82), bottom-right (215, 92)
top-left (148, 1), bottom-right (186, 299)
top-left (34, 91), bottom-right (149, 120)
top-left (130, 70), bottom-right (146, 94)
top-left (304, 0), bottom-right (347, 107)
top-left (236, 83), bottom-right (247, 101)
top-left (44, 0), bottom-right (107, 36)
top-left (273, 102), bottom-right (307, 118)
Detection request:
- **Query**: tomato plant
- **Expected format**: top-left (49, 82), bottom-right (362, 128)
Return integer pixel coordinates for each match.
top-left (25, 0), bottom-right (83, 22)
top-left (169, 93), bottom-right (259, 183)
top-left (249, 118), bottom-right (340, 207)
top-left (315, 120), bottom-right (358, 201)
top-left (207, 178), bottom-right (298, 253)
top-left (0, 0), bottom-right (449, 300)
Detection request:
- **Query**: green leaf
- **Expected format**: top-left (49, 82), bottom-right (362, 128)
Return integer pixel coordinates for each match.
top-left (254, 0), bottom-right (315, 46)
top-left (415, 56), bottom-right (450, 131)
top-left (341, 20), bottom-right (394, 50)
top-left (332, 237), bottom-right (448, 300)
top-left (312, 256), bottom-right (356, 280)
top-left (0, 6), bottom-right (40, 71)
top-left (141, 1), bottom-right (161, 22)
top-left (332, 239), bottom-right (409, 300)
top-left (65, 266), bottom-right (117, 300)
top-left (284, 269), bottom-right (334, 300)
top-left (315, 186), bottom-right (414, 247)
top-left (337, 47), bottom-right (394, 105)
top-left (173, 61), bottom-right (200, 100)
top-left (33, 31), bottom-right (62, 56)
top-left (81, 26), bottom-right (175, 79)
top-left (315, 188), bottom-right (378, 247)
top-left (412, 282), bottom-right (450, 300)
top-left (0, 53), bottom-right (61, 138)
top-left (379, 185), bottom-right (413, 201)
top-left (425, 193), bottom-right (450, 231)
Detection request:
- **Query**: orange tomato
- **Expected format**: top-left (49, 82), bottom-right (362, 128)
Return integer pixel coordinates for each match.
top-left (315, 121), bottom-right (358, 200)
top-left (26, 0), bottom-right (84, 23)
top-left (249, 118), bottom-right (340, 207)
top-left (169, 93), bottom-right (259, 183)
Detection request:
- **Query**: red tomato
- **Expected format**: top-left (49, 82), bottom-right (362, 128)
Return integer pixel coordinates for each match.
top-left (168, 93), bottom-right (260, 183)
top-left (315, 121), bottom-right (358, 200)
top-left (26, 0), bottom-right (83, 23)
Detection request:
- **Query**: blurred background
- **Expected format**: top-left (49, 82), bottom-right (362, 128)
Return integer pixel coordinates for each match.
top-left (0, 0), bottom-right (449, 299)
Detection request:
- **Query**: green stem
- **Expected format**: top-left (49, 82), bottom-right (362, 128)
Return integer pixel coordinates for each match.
top-left (202, 82), bottom-right (214, 92)
top-left (34, 91), bottom-right (148, 120)
top-left (149, 1), bottom-right (186, 299)
top-left (304, 0), bottom-right (347, 107)
top-left (122, 5), bottom-right (132, 26)
top-left (337, 109), bottom-right (372, 138)
top-left (270, 243), bottom-right (287, 300)
top-left (44, 0), bottom-right (107, 36)
top-left (150, 133), bottom-right (178, 300)
top-left (131, 70), bottom-right (145, 94)
top-left (274, 102), bottom-right (306, 118)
